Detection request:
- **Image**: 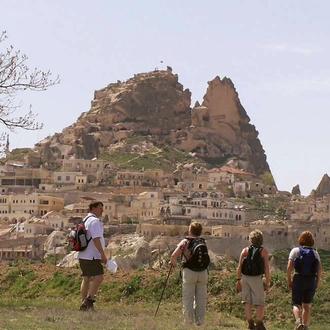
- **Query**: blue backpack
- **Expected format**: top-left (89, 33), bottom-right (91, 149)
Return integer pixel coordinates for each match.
top-left (293, 246), bottom-right (319, 275)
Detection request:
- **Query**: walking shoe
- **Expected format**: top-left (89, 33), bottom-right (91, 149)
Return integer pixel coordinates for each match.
top-left (255, 320), bottom-right (267, 330)
top-left (247, 319), bottom-right (255, 330)
top-left (79, 297), bottom-right (95, 311)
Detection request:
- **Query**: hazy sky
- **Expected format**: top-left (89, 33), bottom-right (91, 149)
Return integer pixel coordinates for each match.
top-left (2, 0), bottom-right (330, 196)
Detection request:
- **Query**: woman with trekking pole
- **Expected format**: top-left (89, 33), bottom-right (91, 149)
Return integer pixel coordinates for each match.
top-left (169, 221), bottom-right (209, 326)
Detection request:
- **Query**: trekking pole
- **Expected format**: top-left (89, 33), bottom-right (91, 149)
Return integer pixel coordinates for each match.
top-left (154, 265), bottom-right (173, 318)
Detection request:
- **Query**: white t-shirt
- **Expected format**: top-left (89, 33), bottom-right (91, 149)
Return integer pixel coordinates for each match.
top-left (77, 213), bottom-right (105, 260)
top-left (288, 246), bottom-right (320, 261)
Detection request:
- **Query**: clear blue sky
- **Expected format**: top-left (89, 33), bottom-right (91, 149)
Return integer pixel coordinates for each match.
top-left (2, 0), bottom-right (330, 196)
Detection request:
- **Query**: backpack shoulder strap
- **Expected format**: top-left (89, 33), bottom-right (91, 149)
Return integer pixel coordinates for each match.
top-left (81, 215), bottom-right (94, 243)
top-left (249, 245), bottom-right (262, 258)
top-left (181, 237), bottom-right (198, 265)
top-left (83, 215), bottom-right (94, 223)
top-left (257, 246), bottom-right (263, 253)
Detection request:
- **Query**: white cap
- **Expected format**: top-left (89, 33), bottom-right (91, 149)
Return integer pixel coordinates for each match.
top-left (106, 259), bottom-right (118, 273)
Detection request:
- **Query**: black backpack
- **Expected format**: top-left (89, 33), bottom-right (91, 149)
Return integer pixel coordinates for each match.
top-left (293, 246), bottom-right (319, 275)
top-left (182, 237), bottom-right (210, 272)
top-left (68, 216), bottom-right (92, 251)
top-left (241, 245), bottom-right (264, 276)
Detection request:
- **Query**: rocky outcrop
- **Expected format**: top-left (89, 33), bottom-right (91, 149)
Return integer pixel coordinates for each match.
top-left (32, 68), bottom-right (271, 177)
top-left (313, 174), bottom-right (330, 197)
top-left (175, 76), bottom-right (270, 175)
top-left (291, 184), bottom-right (301, 195)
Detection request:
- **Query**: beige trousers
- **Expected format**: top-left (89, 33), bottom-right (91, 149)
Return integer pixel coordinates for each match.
top-left (182, 268), bottom-right (208, 325)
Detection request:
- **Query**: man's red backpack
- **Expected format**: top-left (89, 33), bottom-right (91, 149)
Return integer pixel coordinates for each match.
top-left (68, 216), bottom-right (92, 251)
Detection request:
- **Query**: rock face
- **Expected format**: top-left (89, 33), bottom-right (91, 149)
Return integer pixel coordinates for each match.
top-left (33, 68), bottom-right (271, 176)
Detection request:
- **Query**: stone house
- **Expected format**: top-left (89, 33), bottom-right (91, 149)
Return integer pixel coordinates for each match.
top-left (0, 166), bottom-right (52, 190)
top-left (116, 170), bottom-right (144, 186)
top-left (24, 219), bottom-right (47, 237)
top-left (115, 169), bottom-right (171, 188)
top-left (233, 181), bottom-right (246, 196)
top-left (246, 181), bottom-right (277, 195)
top-left (184, 173), bottom-right (209, 191)
top-left (211, 224), bottom-right (249, 239)
top-left (43, 211), bottom-right (70, 230)
top-left (129, 191), bottom-right (161, 221)
top-left (62, 158), bottom-right (113, 173)
top-left (144, 169), bottom-right (174, 187)
top-left (37, 195), bottom-right (64, 216)
top-left (208, 167), bottom-right (235, 184)
top-left (137, 222), bottom-right (212, 238)
top-left (54, 171), bottom-right (84, 187)
top-left (289, 198), bottom-right (316, 221)
top-left (62, 158), bottom-right (113, 183)
top-left (0, 193), bottom-right (64, 218)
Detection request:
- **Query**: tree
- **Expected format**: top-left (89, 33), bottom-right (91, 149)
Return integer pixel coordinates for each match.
top-left (260, 171), bottom-right (275, 186)
top-left (0, 31), bottom-right (60, 134)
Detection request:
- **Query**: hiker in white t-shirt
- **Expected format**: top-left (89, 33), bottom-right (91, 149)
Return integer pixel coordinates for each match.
top-left (286, 230), bottom-right (322, 330)
top-left (78, 201), bottom-right (107, 311)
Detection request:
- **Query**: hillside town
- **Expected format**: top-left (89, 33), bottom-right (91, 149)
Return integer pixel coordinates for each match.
top-left (0, 156), bottom-right (329, 265)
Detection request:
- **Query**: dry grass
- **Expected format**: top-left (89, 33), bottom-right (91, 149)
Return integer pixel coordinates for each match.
top-left (0, 261), bottom-right (329, 330)
top-left (0, 299), bottom-right (328, 330)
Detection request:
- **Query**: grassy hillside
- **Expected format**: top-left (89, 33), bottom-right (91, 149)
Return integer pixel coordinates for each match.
top-left (0, 255), bottom-right (329, 330)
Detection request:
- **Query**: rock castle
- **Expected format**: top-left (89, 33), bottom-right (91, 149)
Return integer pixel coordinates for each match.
top-left (0, 68), bottom-right (330, 269)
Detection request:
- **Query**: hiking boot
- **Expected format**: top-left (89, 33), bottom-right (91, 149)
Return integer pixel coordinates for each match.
top-left (255, 320), bottom-right (266, 330)
top-left (294, 319), bottom-right (304, 330)
top-left (247, 319), bottom-right (255, 330)
top-left (79, 297), bottom-right (95, 311)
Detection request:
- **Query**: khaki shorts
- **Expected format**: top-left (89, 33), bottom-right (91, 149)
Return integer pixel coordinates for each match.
top-left (241, 274), bottom-right (265, 306)
top-left (79, 258), bottom-right (104, 277)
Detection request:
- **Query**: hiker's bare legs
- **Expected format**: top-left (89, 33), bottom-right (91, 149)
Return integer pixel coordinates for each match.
top-left (81, 276), bottom-right (91, 300)
top-left (302, 303), bottom-right (310, 325)
top-left (256, 305), bottom-right (264, 322)
top-left (89, 274), bottom-right (104, 296)
top-left (244, 302), bottom-right (253, 320)
top-left (80, 274), bottom-right (103, 300)
top-left (292, 304), bottom-right (301, 320)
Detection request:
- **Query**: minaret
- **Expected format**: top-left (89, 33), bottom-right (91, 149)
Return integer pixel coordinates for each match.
top-left (5, 134), bottom-right (10, 157)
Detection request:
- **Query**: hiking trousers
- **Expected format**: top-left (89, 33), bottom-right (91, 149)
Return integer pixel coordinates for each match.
top-left (182, 268), bottom-right (208, 325)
